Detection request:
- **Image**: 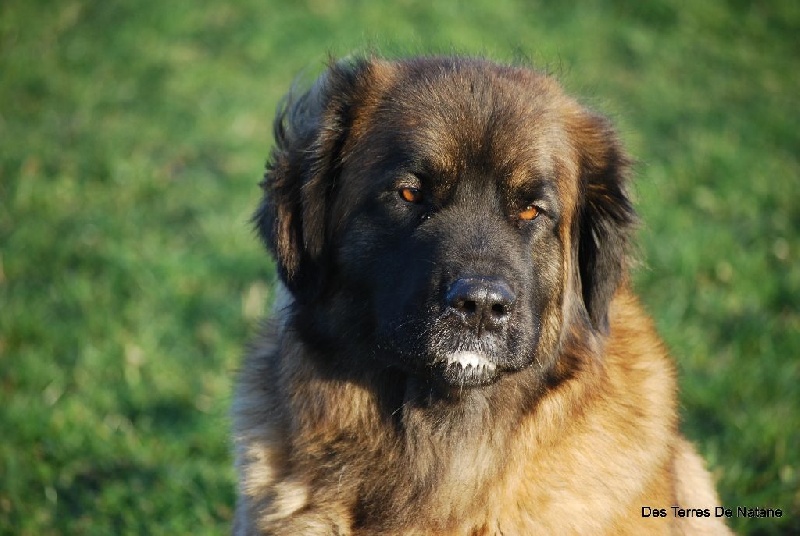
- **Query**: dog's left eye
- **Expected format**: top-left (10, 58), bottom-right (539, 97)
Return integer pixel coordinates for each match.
top-left (398, 187), bottom-right (424, 204)
top-left (518, 205), bottom-right (540, 221)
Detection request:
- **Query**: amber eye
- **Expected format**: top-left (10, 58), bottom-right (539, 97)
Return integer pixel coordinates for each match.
top-left (519, 205), bottom-right (540, 221)
top-left (398, 187), bottom-right (423, 204)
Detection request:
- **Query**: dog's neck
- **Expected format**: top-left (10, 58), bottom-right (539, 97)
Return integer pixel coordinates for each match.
top-left (276, 311), bottom-right (604, 531)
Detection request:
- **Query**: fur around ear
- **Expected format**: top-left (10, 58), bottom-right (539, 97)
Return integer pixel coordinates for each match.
top-left (254, 58), bottom-right (370, 299)
top-left (573, 111), bottom-right (637, 333)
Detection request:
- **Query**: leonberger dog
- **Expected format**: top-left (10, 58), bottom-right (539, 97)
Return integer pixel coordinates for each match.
top-left (232, 56), bottom-right (730, 535)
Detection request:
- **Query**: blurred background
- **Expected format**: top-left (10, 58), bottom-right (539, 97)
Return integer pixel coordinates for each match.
top-left (1, 0), bottom-right (797, 534)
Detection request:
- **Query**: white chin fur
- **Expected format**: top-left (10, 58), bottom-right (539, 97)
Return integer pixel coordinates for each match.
top-left (446, 351), bottom-right (496, 371)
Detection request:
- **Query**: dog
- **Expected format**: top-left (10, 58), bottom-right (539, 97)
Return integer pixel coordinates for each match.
top-left (232, 56), bottom-right (730, 535)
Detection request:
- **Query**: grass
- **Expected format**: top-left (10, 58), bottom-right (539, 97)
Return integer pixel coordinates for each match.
top-left (1, 0), bottom-right (797, 534)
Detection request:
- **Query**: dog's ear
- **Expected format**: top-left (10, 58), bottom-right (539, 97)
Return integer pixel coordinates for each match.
top-left (254, 58), bottom-right (369, 300)
top-left (572, 110), bottom-right (636, 333)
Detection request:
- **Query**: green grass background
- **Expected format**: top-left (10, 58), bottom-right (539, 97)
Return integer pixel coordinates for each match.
top-left (1, 0), bottom-right (797, 534)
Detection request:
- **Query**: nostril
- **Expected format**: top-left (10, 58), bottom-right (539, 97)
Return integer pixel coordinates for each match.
top-left (462, 300), bottom-right (477, 314)
top-left (491, 303), bottom-right (508, 317)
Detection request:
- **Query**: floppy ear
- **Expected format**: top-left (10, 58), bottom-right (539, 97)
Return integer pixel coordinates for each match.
top-left (254, 58), bottom-right (369, 300)
top-left (573, 111), bottom-right (636, 332)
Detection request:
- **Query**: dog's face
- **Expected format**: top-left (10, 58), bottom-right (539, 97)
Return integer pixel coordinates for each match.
top-left (257, 57), bottom-right (634, 392)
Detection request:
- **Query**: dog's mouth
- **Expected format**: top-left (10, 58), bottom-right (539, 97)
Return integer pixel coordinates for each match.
top-left (433, 350), bottom-right (499, 387)
top-left (381, 306), bottom-right (519, 389)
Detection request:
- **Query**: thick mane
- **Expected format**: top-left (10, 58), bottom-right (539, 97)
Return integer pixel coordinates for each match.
top-left (233, 55), bottom-right (729, 536)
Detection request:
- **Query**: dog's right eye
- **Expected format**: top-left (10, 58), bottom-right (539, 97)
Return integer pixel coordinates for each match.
top-left (518, 204), bottom-right (540, 221)
top-left (398, 187), bottom-right (424, 204)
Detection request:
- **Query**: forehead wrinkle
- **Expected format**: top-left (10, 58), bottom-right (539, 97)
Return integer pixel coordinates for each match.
top-left (370, 60), bottom-right (578, 192)
top-left (479, 104), bottom-right (578, 225)
top-left (503, 125), bottom-right (561, 191)
top-left (389, 64), bottom-right (508, 172)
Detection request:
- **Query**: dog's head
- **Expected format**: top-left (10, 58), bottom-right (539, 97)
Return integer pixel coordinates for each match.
top-left (256, 56), bottom-right (634, 391)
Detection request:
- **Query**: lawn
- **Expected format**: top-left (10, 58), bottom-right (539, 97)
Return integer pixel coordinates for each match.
top-left (1, 0), bottom-right (797, 534)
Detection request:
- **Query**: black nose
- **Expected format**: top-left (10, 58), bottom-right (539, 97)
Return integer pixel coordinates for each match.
top-left (445, 277), bottom-right (516, 332)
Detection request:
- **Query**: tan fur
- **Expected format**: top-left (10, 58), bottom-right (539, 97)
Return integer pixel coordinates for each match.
top-left (234, 57), bottom-right (730, 535)
top-left (234, 287), bottom-right (730, 534)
